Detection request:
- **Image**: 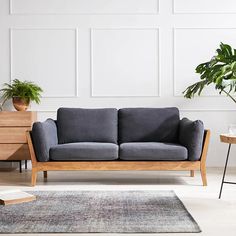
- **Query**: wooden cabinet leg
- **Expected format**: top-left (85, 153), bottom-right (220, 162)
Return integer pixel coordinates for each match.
top-left (190, 170), bottom-right (194, 177)
top-left (19, 161), bottom-right (22, 173)
top-left (31, 169), bottom-right (37, 187)
top-left (200, 165), bottom-right (207, 186)
top-left (43, 171), bottom-right (47, 178)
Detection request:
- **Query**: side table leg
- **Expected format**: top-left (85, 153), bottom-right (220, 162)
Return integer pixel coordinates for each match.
top-left (25, 160), bottom-right (27, 169)
top-left (219, 144), bottom-right (231, 199)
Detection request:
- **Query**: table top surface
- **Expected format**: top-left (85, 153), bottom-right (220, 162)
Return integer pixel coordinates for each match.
top-left (220, 134), bottom-right (236, 144)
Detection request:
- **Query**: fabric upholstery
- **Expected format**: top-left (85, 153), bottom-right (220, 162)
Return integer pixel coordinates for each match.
top-left (119, 142), bottom-right (187, 161)
top-left (49, 142), bottom-right (118, 161)
top-left (118, 107), bottom-right (180, 143)
top-left (179, 118), bottom-right (204, 161)
top-left (57, 108), bottom-right (118, 144)
top-left (31, 119), bottom-right (58, 162)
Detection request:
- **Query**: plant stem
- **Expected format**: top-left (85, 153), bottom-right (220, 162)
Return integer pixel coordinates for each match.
top-left (222, 89), bottom-right (236, 103)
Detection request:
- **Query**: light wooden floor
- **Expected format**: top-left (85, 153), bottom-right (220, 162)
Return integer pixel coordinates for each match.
top-left (0, 167), bottom-right (236, 236)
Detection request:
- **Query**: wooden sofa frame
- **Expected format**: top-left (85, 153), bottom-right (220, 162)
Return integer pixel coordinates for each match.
top-left (26, 130), bottom-right (210, 186)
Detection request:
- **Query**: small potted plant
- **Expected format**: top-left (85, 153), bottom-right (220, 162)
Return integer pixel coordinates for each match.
top-left (183, 43), bottom-right (236, 103)
top-left (0, 79), bottom-right (43, 111)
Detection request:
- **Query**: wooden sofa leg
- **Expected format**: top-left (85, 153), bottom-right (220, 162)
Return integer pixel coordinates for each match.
top-left (200, 165), bottom-right (207, 186)
top-left (199, 129), bottom-right (210, 186)
top-left (190, 170), bottom-right (194, 177)
top-left (31, 169), bottom-right (37, 187)
top-left (43, 171), bottom-right (47, 178)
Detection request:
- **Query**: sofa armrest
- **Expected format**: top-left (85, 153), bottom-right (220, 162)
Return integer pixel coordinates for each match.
top-left (179, 118), bottom-right (204, 161)
top-left (31, 119), bottom-right (58, 162)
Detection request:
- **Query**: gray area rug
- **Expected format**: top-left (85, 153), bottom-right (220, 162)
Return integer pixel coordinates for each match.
top-left (0, 190), bottom-right (201, 233)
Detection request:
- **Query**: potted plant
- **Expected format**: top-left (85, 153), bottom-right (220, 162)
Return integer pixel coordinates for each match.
top-left (183, 43), bottom-right (236, 103)
top-left (0, 79), bottom-right (43, 111)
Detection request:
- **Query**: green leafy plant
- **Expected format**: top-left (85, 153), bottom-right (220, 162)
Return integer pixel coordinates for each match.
top-left (183, 43), bottom-right (236, 103)
top-left (0, 79), bottom-right (43, 106)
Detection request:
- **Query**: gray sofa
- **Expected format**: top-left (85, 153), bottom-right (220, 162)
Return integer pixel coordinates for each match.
top-left (27, 107), bottom-right (210, 186)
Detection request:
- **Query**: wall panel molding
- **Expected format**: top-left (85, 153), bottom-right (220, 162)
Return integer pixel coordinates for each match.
top-left (10, 0), bottom-right (159, 15)
top-left (173, 0), bottom-right (236, 14)
top-left (10, 28), bottom-right (79, 98)
top-left (90, 28), bottom-right (160, 98)
top-left (33, 108), bottom-right (236, 113)
top-left (173, 27), bottom-right (236, 97)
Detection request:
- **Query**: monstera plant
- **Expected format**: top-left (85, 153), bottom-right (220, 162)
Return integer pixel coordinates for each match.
top-left (183, 43), bottom-right (236, 103)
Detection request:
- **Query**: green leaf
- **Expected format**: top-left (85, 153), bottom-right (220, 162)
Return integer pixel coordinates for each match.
top-left (183, 42), bottom-right (236, 104)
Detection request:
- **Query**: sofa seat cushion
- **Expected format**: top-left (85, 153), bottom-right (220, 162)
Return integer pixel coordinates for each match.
top-left (119, 142), bottom-right (188, 161)
top-left (49, 142), bottom-right (119, 161)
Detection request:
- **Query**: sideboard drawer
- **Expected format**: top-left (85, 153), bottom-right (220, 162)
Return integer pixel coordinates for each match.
top-left (0, 127), bottom-right (31, 143)
top-left (0, 144), bottom-right (30, 160)
top-left (0, 112), bottom-right (37, 127)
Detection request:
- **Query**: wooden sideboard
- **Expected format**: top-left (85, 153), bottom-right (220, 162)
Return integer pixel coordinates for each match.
top-left (0, 111), bottom-right (37, 172)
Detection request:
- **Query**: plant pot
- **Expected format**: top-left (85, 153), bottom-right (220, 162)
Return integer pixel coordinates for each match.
top-left (12, 97), bottom-right (30, 111)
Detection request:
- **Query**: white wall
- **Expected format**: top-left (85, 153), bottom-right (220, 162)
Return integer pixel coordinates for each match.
top-left (1, 0), bottom-right (236, 167)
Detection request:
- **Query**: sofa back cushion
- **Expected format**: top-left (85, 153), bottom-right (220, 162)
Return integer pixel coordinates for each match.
top-left (57, 108), bottom-right (118, 144)
top-left (118, 107), bottom-right (180, 143)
